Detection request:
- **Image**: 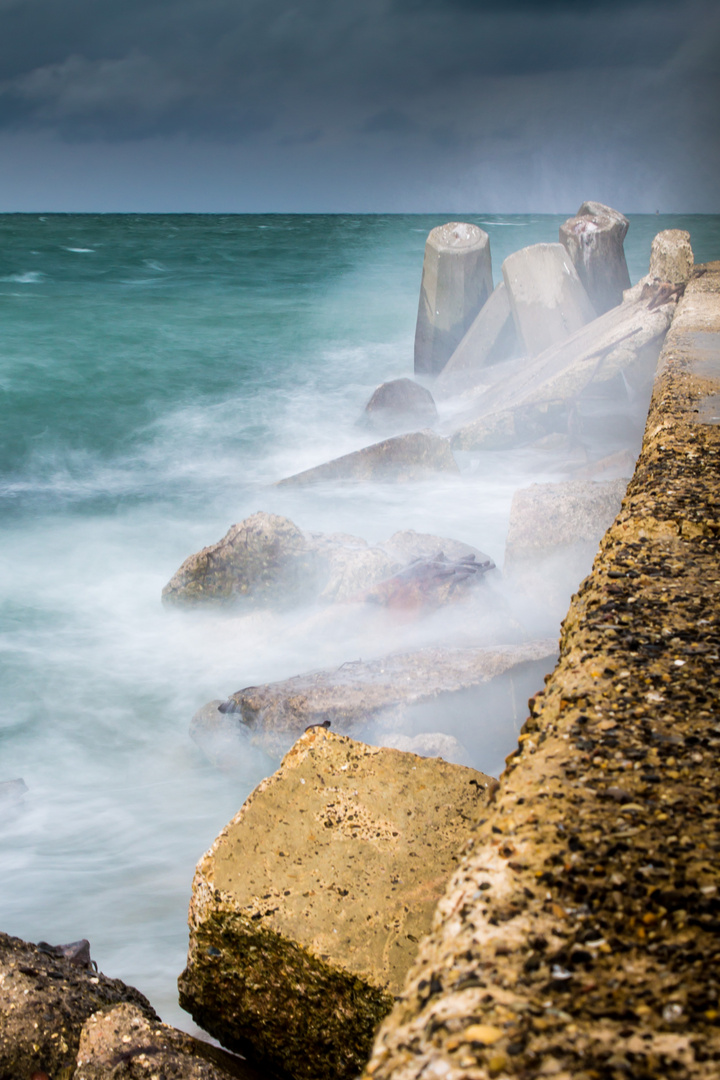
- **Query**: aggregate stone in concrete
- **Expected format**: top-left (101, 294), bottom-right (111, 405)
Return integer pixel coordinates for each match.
top-left (276, 430), bottom-right (459, 486)
top-left (502, 242), bottom-right (596, 358)
top-left (414, 223), bottom-right (493, 376)
top-left (559, 201), bottom-right (631, 316)
top-left (178, 728), bottom-right (494, 1080)
top-left (361, 263), bottom-right (720, 1080)
top-left (0, 931), bottom-right (157, 1080)
top-left (74, 1003), bottom-right (255, 1080)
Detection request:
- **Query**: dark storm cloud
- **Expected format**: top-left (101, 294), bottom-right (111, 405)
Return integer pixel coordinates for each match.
top-left (0, 0), bottom-right (714, 141)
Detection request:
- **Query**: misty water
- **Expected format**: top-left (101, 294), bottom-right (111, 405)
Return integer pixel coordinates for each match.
top-left (1, 212), bottom-right (719, 1031)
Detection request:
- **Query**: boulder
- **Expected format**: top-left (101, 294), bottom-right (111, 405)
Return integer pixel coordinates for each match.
top-left (163, 517), bottom-right (487, 609)
top-left (75, 1003), bottom-right (251, 1080)
top-left (360, 378), bottom-right (438, 433)
top-left (275, 430), bottom-right (458, 486)
top-left (559, 201), bottom-right (631, 315)
top-left (0, 930), bottom-right (157, 1080)
top-left (414, 223), bottom-right (493, 375)
top-left (352, 551), bottom-right (495, 610)
top-left (502, 242), bottom-right (596, 357)
top-left (648, 228), bottom-right (694, 284)
top-left (434, 281), bottom-right (519, 397)
top-left (178, 728), bottom-right (494, 1080)
top-left (451, 295), bottom-right (675, 451)
top-left (192, 639), bottom-right (557, 759)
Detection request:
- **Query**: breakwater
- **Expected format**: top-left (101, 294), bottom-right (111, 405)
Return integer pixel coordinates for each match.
top-left (364, 263), bottom-right (720, 1078)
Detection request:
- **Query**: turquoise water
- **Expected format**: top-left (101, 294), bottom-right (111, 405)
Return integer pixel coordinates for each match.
top-left (1, 213), bottom-right (717, 1028)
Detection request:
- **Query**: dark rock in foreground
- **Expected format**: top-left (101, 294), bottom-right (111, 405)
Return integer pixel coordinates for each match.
top-left (179, 728), bottom-right (494, 1080)
top-left (276, 430), bottom-right (458, 486)
top-left (0, 930), bottom-right (157, 1080)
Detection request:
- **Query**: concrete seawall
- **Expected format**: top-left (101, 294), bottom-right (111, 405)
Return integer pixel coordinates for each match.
top-left (364, 263), bottom-right (720, 1079)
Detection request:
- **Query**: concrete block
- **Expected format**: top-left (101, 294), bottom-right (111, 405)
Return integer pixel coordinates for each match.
top-left (414, 222), bottom-right (493, 375)
top-left (435, 280), bottom-right (519, 397)
top-left (560, 201), bottom-right (631, 315)
top-left (649, 229), bottom-right (694, 284)
top-left (502, 242), bottom-right (596, 357)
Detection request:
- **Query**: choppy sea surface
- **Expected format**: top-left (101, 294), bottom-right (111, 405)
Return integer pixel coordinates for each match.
top-left (1, 212), bottom-right (718, 1029)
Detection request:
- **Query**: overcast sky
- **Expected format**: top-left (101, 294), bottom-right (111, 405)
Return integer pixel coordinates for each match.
top-left (0, 0), bottom-right (717, 212)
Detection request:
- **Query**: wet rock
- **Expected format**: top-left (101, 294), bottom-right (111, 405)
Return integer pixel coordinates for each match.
top-left (451, 295), bottom-right (674, 451)
top-left (559, 201), bottom-right (632, 315)
top-left (649, 229), bottom-right (694, 285)
top-left (0, 930), bottom-right (157, 1080)
top-left (414, 222), bottom-right (493, 375)
top-left (276, 430), bottom-right (458, 486)
top-left (75, 1002), bottom-right (253, 1080)
top-left (192, 639), bottom-right (557, 758)
top-left (502, 242), bottom-right (596, 357)
top-left (353, 551), bottom-right (494, 611)
top-left (37, 938), bottom-right (96, 970)
top-left (434, 281), bottom-right (520, 397)
top-left (178, 728), bottom-right (494, 1080)
top-left (361, 378), bottom-right (438, 433)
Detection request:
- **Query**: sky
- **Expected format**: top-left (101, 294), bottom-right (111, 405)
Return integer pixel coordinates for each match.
top-left (0, 0), bottom-right (718, 212)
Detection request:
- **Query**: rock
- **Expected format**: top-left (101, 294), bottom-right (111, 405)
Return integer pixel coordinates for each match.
top-left (163, 517), bottom-right (486, 609)
top-left (648, 229), bottom-right (694, 284)
top-left (162, 512), bottom-right (321, 608)
top-left (434, 281), bottom-right (519, 397)
top-left (361, 378), bottom-right (438, 432)
top-left (353, 551), bottom-right (494, 610)
top-left (414, 222), bottom-right (493, 375)
top-left (0, 930), bottom-right (157, 1080)
top-left (502, 242), bottom-right (596, 357)
top-left (275, 430), bottom-right (459, 486)
top-left (375, 731), bottom-right (470, 765)
top-left (450, 296), bottom-right (674, 451)
top-left (75, 1002), bottom-right (252, 1080)
top-left (178, 728), bottom-right (494, 1080)
top-left (194, 640), bottom-right (558, 758)
top-left (559, 201), bottom-right (631, 315)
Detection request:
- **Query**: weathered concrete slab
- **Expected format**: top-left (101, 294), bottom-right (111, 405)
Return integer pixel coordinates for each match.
top-left (0, 931), bottom-right (157, 1080)
top-left (75, 1003), bottom-right (254, 1080)
top-left (193, 639), bottom-right (557, 758)
top-left (451, 294), bottom-right (674, 450)
top-left (414, 223), bottom-right (493, 375)
top-left (560, 201), bottom-right (631, 315)
top-left (434, 281), bottom-right (519, 397)
top-left (649, 228), bottom-right (694, 284)
top-left (502, 242), bottom-right (596, 357)
top-left (276, 430), bottom-right (458, 486)
top-left (361, 378), bottom-right (438, 433)
top-left (362, 263), bottom-right (720, 1080)
top-left (179, 728), bottom-right (495, 1080)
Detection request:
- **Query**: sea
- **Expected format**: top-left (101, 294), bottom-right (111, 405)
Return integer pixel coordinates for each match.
top-left (1, 212), bottom-right (718, 1030)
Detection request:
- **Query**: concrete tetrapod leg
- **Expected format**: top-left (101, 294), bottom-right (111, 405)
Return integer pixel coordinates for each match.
top-left (502, 242), bottom-right (596, 358)
top-left (414, 222), bottom-right (493, 376)
top-left (361, 262), bottom-right (720, 1080)
top-left (178, 728), bottom-right (494, 1080)
top-left (559, 201), bottom-right (632, 316)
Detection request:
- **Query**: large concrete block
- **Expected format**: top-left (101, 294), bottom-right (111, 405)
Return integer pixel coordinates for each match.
top-left (414, 222), bottom-right (493, 376)
top-left (649, 229), bottom-right (694, 284)
top-left (560, 201), bottom-right (631, 315)
top-left (435, 280), bottom-right (519, 397)
top-left (178, 728), bottom-right (493, 1080)
top-left (502, 242), bottom-right (596, 357)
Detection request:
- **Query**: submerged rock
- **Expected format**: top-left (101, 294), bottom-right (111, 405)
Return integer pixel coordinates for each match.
top-left (502, 242), bottom-right (596, 357)
top-left (560, 201), bottom-right (632, 315)
top-left (276, 430), bottom-right (458, 486)
top-left (361, 377), bottom-right (438, 433)
top-left (0, 777), bottom-right (27, 803)
top-left (178, 728), bottom-right (494, 1080)
top-left (193, 639), bottom-right (557, 758)
top-left (414, 222), bottom-right (493, 376)
top-left (75, 1003), bottom-right (251, 1080)
top-left (0, 930), bottom-right (157, 1080)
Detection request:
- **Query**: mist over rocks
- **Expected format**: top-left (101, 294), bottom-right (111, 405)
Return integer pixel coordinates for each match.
top-left (360, 377), bottom-right (438, 433)
top-left (178, 727), bottom-right (494, 1080)
top-left (191, 639), bottom-right (557, 760)
top-left (414, 222), bottom-right (493, 376)
top-left (276, 429), bottom-right (458, 486)
top-left (0, 930), bottom-right (158, 1080)
top-left (560, 201), bottom-right (632, 315)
